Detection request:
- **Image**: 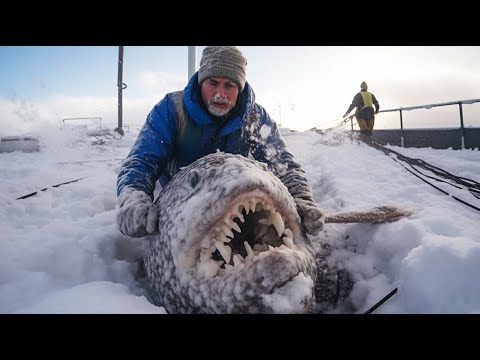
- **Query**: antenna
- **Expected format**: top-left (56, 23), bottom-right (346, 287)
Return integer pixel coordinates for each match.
top-left (115, 46), bottom-right (127, 136)
top-left (188, 46), bottom-right (196, 81)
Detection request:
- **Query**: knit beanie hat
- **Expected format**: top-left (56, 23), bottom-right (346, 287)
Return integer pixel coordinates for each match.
top-left (198, 46), bottom-right (247, 92)
top-left (360, 81), bottom-right (368, 90)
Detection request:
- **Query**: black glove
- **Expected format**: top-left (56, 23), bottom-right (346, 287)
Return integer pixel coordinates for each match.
top-left (116, 188), bottom-right (159, 238)
top-left (294, 198), bottom-right (325, 236)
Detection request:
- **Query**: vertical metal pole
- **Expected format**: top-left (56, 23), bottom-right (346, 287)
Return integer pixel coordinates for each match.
top-left (188, 46), bottom-right (196, 81)
top-left (459, 102), bottom-right (465, 149)
top-left (115, 46), bottom-right (125, 136)
top-left (400, 109), bottom-right (404, 147)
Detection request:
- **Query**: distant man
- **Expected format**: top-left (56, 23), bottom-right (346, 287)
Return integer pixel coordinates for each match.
top-left (344, 81), bottom-right (380, 136)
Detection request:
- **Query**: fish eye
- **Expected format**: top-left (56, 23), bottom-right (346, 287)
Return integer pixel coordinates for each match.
top-left (189, 170), bottom-right (199, 188)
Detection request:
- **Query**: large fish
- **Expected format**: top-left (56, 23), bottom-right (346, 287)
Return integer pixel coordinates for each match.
top-left (143, 151), bottom-right (318, 314)
top-left (142, 151), bottom-right (416, 314)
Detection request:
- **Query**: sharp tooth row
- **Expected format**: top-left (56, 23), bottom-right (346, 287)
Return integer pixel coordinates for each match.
top-left (221, 196), bottom-right (283, 234)
top-left (199, 227), bottom-right (296, 278)
top-left (207, 223), bottom-right (295, 267)
top-left (198, 196), bottom-right (298, 278)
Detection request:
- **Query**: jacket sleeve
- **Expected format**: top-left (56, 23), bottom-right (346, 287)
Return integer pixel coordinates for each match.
top-left (244, 104), bottom-right (317, 203)
top-left (345, 101), bottom-right (355, 115)
top-left (116, 95), bottom-right (178, 199)
top-left (345, 93), bottom-right (361, 115)
top-left (372, 94), bottom-right (380, 113)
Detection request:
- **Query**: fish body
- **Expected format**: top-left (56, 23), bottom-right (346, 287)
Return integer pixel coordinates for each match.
top-left (143, 152), bottom-right (317, 314)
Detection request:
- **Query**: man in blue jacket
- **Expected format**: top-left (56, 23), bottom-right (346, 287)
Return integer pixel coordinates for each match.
top-left (116, 46), bottom-right (324, 238)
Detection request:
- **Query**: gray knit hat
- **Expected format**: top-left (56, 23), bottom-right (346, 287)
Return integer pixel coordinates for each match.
top-left (198, 46), bottom-right (247, 92)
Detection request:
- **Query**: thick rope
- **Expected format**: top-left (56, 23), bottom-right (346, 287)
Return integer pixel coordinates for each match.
top-left (361, 137), bottom-right (480, 213)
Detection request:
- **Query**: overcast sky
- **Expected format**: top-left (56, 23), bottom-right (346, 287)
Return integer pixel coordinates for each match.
top-left (1, 46), bottom-right (479, 134)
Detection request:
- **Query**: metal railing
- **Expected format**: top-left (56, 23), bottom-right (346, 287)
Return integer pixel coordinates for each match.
top-left (62, 117), bottom-right (103, 129)
top-left (347, 98), bottom-right (480, 149)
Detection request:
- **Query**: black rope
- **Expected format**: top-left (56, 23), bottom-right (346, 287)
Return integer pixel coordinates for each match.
top-left (16, 177), bottom-right (88, 200)
top-left (364, 288), bottom-right (398, 314)
top-left (401, 156), bottom-right (480, 198)
top-left (362, 138), bottom-right (480, 213)
top-left (367, 140), bottom-right (480, 198)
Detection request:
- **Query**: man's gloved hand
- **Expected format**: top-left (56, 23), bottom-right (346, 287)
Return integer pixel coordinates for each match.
top-left (116, 188), bottom-right (159, 238)
top-left (294, 198), bottom-right (325, 236)
top-left (343, 113), bottom-right (349, 118)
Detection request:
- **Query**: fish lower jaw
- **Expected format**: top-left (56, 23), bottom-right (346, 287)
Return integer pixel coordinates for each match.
top-left (196, 245), bottom-right (307, 280)
top-left (261, 272), bottom-right (315, 314)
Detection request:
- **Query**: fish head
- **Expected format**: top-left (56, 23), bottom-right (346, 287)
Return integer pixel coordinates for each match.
top-left (144, 151), bottom-right (317, 313)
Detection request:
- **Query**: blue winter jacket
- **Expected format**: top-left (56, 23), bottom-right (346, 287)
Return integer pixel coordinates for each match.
top-left (117, 72), bottom-right (314, 203)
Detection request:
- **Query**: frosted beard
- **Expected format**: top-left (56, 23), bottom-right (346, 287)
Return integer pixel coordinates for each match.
top-left (207, 93), bottom-right (235, 117)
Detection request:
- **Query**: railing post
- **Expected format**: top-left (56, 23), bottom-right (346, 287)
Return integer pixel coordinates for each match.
top-left (459, 102), bottom-right (465, 149)
top-left (399, 109), bottom-right (404, 147)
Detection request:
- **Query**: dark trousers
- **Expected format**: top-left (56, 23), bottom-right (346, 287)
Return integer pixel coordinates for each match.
top-left (356, 107), bottom-right (375, 136)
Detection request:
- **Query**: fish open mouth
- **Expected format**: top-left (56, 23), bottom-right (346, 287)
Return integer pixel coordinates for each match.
top-left (197, 190), bottom-right (299, 278)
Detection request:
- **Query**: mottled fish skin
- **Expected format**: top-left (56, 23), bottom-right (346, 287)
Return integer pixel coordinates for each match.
top-left (143, 152), bottom-right (317, 314)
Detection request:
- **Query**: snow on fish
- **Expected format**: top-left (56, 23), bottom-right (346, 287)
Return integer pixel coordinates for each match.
top-left (143, 151), bottom-right (318, 314)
